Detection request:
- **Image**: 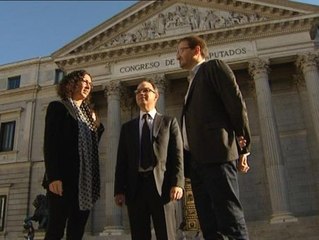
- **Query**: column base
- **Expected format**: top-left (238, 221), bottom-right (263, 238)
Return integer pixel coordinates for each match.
top-left (100, 226), bottom-right (124, 236)
top-left (270, 212), bottom-right (298, 224)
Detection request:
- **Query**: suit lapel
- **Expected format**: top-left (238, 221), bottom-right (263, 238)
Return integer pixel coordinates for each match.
top-left (153, 113), bottom-right (163, 139)
top-left (182, 72), bottom-right (198, 118)
top-left (131, 118), bottom-right (140, 168)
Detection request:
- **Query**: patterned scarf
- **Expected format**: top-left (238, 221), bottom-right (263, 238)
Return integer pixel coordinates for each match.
top-left (65, 98), bottom-right (100, 211)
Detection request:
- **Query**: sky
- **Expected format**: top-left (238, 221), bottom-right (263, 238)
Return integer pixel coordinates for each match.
top-left (0, 0), bottom-right (318, 66)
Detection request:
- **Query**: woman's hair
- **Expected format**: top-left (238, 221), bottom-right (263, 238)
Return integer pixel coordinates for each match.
top-left (178, 35), bottom-right (209, 59)
top-left (57, 70), bottom-right (92, 102)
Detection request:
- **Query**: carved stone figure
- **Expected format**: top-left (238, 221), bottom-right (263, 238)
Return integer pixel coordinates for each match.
top-left (104, 4), bottom-right (266, 48)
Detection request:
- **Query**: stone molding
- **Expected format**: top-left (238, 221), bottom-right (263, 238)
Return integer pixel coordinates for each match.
top-left (64, 0), bottom-right (305, 55)
top-left (56, 14), bottom-right (319, 70)
top-left (99, 4), bottom-right (267, 50)
top-left (53, 0), bottom-right (319, 70)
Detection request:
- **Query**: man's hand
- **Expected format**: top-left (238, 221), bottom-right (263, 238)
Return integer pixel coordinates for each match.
top-left (114, 194), bottom-right (125, 207)
top-left (49, 180), bottom-right (63, 196)
top-left (237, 136), bottom-right (247, 149)
top-left (170, 186), bottom-right (183, 201)
top-left (237, 153), bottom-right (250, 173)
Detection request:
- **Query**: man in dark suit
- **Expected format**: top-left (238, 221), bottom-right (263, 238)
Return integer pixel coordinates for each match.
top-left (177, 35), bottom-right (251, 240)
top-left (114, 80), bottom-right (184, 240)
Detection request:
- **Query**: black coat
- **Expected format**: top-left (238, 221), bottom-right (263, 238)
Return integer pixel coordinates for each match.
top-left (43, 101), bottom-right (104, 195)
top-left (114, 113), bottom-right (184, 204)
top-left (182, 59), bottom-right (251, 164)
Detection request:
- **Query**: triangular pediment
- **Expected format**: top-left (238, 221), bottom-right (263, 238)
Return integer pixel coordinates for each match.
top-left (95, 3), bottom-right (269, 51)
top-left (52, 0), bottom-right (319, 69)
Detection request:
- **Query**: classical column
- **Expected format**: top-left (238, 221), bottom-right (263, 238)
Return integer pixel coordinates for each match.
top-left (153, 74), bottom-right (167, 114)
top-left (100, 80), bottom-right (124, 235)
top-left (248, 58), bottom-right (297, 223)
top-left (296, 52), bottom-right (319, 145)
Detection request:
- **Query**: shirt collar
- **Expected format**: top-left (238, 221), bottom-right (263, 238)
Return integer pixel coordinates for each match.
top-left (189, 60), bottom-right (205, 81)
top-left (140, 108), bottom-right (157, 120)
top-left (192, 60), bottom-right (205, 74)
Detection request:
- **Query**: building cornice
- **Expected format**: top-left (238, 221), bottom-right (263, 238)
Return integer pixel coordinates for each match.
top-left (0, 85), bottom-right (40, 99)
top-left (71, 1), bottom-right (306, 54)
top-left (54, 13), bottom-right (319, 70)
top-left (0, 57), bottom-right (52, 71)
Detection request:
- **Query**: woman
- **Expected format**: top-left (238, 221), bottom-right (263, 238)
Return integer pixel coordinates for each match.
top-left (43, 70), bottom-right (104, 240)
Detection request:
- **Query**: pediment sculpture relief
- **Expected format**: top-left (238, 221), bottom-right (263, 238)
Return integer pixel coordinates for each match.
top-left (102, 4), bottom-right (267, 49)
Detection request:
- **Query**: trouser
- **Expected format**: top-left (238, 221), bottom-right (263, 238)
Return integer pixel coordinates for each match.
top-left (127, 171), bottom-right (168, 240)
top-left (189, 159), bottom-right (249, 240)
top-left (44, 191), bottom-right (90, 240)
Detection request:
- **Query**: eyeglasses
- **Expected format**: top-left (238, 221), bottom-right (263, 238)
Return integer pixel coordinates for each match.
top-left (134, 88), bottom-right (156, 95)
top-left (176, 47), bottom-right (191, 55)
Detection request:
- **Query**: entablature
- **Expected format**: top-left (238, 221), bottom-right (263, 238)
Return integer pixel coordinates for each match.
top-left (54, 13), bottom-right (319, 71)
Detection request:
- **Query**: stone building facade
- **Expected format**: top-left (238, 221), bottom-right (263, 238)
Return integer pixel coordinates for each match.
top-left (1, 0), bottom-right (319, 239)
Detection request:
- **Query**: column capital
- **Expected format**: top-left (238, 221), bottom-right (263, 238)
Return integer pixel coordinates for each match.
top-left (295, 52), bottom-right (319, 73)
top-left (292, 73), bottom-right (305, 88)
top-left (248, 58), bottom-right (270, 78)
top-left (104, 80), bottom-right (121, 97)
top-left (152, 74), bottom-right (168, 90)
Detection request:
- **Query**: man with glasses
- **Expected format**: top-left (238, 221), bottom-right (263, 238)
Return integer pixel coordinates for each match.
top-left (177, 35), bottom-right (251, 240)
top-left (114, 80), bottom-right (184, 240)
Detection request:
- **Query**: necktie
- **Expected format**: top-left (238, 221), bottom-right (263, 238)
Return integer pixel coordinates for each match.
top-left (141, 114), bottom-right (154, 169)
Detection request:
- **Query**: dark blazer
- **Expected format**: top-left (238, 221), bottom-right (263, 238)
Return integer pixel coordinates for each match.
top-left (114, 113), bottom-right (184, 204)
top-left (183, 59), bottom-right (251, 164)
top-left (43, 101), bottom-right (104, 194)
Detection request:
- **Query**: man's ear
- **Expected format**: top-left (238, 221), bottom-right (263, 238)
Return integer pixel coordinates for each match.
top-left (194, 45), bottom-right (201, 57)
top-left (155, 92), bottom-right (159, 101)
